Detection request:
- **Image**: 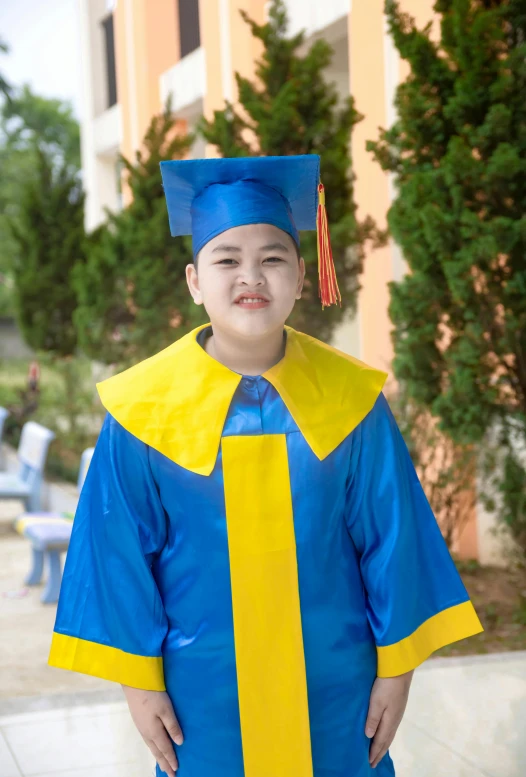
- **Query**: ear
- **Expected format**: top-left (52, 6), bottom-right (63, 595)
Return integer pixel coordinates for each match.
top-left (186, 263), bottom-right (203, 305)
top-left (296, 257), bottom-right (306, 300)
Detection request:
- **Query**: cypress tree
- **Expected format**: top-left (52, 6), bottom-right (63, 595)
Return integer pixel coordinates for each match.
top-left (74, 106), bottom-right (204, 365)
top-left (368, 0), bottom-right (526, 554)
top-left (9, 146), bottom-right (84, 357)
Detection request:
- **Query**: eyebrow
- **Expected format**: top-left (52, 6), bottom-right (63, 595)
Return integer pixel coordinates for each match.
top-left (211, 244), bottom-right (242, 253)
top-left (259, 242), bottom-right (291, 253)
top-left (210, 241), bottom-right (292, 254)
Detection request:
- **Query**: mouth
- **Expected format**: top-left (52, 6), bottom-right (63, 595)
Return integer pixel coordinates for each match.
top-left (234, 293), bottom-right (270, 309)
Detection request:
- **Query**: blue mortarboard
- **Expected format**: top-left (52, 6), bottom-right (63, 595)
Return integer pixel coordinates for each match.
top-left (160, 154), bottom-right (341, 307)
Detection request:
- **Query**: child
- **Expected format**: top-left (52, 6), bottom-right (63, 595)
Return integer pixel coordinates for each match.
top-left (49, 154), bottom-right (483, 777)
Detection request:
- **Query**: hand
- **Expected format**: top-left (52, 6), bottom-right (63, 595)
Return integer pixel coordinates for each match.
top-left (122, 685), bottom-right (184, 777)
top-left (365, 670), bottom-right (414, 768)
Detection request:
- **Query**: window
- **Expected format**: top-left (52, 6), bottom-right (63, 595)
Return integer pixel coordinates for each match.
top-left (178, 0), bottom-right (201, 58)
top-left (102, 14), bottom-right (118, 108)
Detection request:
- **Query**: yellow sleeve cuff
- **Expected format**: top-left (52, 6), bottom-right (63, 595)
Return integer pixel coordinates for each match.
top-left (376, 600), bottom-right (484, 677)
top-left (48, 632), bottom-right (166, 691)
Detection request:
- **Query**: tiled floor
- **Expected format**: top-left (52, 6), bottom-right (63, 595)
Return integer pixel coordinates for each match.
top-left (390, 651), bottom-right (526, 777)
top-left (0, 651), bottom-right (524, 777)
top-left (0, 533), bottom-right (108, 700)
top-left (0, 702), bottom-right (156, 777)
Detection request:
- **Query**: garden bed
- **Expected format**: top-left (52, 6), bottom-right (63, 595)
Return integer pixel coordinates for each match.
top-left (437, 561), bottom-right (526, 656)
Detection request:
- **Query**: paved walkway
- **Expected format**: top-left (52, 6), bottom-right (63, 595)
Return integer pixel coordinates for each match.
top-left (392, 651), bottom-right (526, 776)
top-left (0, 651), bottom-right (524, 777)
top-left (0, 534), bottom-right (107, 699)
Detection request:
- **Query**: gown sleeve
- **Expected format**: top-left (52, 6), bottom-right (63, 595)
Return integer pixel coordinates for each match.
top-left (345, 393), bottom-right (483, 678)
top-left (48, 412), bottom-right (169, 691)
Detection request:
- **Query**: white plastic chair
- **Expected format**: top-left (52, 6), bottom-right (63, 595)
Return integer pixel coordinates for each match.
top-left (0, 420), bottom-right (55, 511)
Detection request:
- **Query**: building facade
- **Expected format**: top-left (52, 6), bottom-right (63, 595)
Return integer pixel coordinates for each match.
top-left (77, 0), bottom-right (506, 564)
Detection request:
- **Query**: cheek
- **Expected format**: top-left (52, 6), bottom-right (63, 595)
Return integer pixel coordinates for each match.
top-left (268, 266), bottom-right (300, 296)
top-left (200, 272), bottom-right (233, 308)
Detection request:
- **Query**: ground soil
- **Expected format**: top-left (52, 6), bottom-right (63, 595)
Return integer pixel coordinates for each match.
top-left (436, 560), bottom-right (526, 657)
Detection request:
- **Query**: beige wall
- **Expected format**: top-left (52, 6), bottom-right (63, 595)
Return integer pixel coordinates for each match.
top-left (113, 0), bottom-right (133, 166)
top-left (348, 0), bottom-right (437, 375)
top-left (229, 1), bottom-right (266, 102)
top-left (348, 0), bottom-right (394, 376)
top-left (145, 0), bottom-right (180, 116)
top-left (201, 0), bottom-right (226, 122)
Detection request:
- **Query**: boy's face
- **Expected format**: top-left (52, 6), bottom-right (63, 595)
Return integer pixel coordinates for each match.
top-left (186, 223), bottom-right (305, 339)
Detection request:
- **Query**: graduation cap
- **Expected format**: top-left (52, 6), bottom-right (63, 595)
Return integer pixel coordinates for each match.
top-left (160, 154), bottom-right (341, 308)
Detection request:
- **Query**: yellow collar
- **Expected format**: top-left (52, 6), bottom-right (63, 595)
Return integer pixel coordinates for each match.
top-left (96, 324), bottom-right (388, 476)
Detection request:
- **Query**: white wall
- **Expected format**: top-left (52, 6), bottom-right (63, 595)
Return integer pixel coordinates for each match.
top-left (331, 313), bottom-right (361, 359)
top-left (159, 47), bottom-right (207, 116)
top-left (294, 14), bottom-right (362, 358)
top-left (87, 0), bottom-right (110, 117)
top-left (283, 0), bottom-right (350, 39)
top-left (78, 0), bottom-right (122, 231)
top-left (93, 103), bottom-right (123, 156)
top-left (476, 422), bottom-right (523, 567)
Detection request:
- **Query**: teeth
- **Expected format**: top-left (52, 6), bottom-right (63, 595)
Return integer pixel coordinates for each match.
top-left (239, 298), bottom-right (265, 304)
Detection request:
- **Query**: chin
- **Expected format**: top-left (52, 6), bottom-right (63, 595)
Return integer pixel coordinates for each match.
top-left (228, 311), bottom-right (284, 340)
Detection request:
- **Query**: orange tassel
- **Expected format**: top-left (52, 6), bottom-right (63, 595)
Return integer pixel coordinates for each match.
top-left (316, 182), bottom-right (341, 308)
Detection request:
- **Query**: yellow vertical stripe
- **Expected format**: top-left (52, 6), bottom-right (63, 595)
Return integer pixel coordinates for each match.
top-left (222, 435), bottom-right (314, 777)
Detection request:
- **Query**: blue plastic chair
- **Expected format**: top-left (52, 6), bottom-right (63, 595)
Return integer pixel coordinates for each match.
top-left (0, 420), bottom-right (55, 511)
top-left (0, 406), bottom-right (9, 471)
top-left (15, 447), bottom-right (95, 604)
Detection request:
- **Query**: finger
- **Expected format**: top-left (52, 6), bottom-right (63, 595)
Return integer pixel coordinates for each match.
top-left (371, 740), bottom-right (389, 769)
top-left (149, 739), bottom-right (178, 777)
top-left (161, 709), bottom-right (184, 745)
top-left (152, 731), bottom-right (179, 773)
top-left (371, 739), bottom-right (394, 770)
top-left (154, 731), bottom-right (179, 771)
top-left (369, 710), bottom-right (392, 763)
top-left (369, 718), bottom-right (396, 768)
top-left (365, 698), bottom-right (385, 738)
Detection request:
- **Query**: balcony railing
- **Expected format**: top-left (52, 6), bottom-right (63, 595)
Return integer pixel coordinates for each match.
top-left (283, 0), bottom-right (350, 38)
top-left (93, 103), bottom-right (123, 156)
top-left (159, 46), bottom-right (207, 116)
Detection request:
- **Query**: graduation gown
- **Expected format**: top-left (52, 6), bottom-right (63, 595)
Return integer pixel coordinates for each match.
top-left (48, 324), bottom-right (483, 777)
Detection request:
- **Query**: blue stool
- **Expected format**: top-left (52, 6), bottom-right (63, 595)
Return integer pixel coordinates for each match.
top-left (23, 521), bottom-right (73, 604)
top-left (14, 447), bottom-right (95, 604)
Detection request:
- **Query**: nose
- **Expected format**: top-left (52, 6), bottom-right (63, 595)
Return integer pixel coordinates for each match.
top-left (238, 263), bottom-right (265, 286)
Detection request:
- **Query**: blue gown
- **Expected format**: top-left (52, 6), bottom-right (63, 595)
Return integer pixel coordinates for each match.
top-left (49, 325), bottom-right (483, 777)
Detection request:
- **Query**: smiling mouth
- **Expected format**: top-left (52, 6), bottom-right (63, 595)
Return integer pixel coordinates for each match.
top-left (235, 295), bottom-right (270, 306)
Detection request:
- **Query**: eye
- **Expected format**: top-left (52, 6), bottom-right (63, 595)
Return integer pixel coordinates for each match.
top-left (217, 258), bottom-right (238, 265)
top-left (263, 256), bottom-right (285, 264)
